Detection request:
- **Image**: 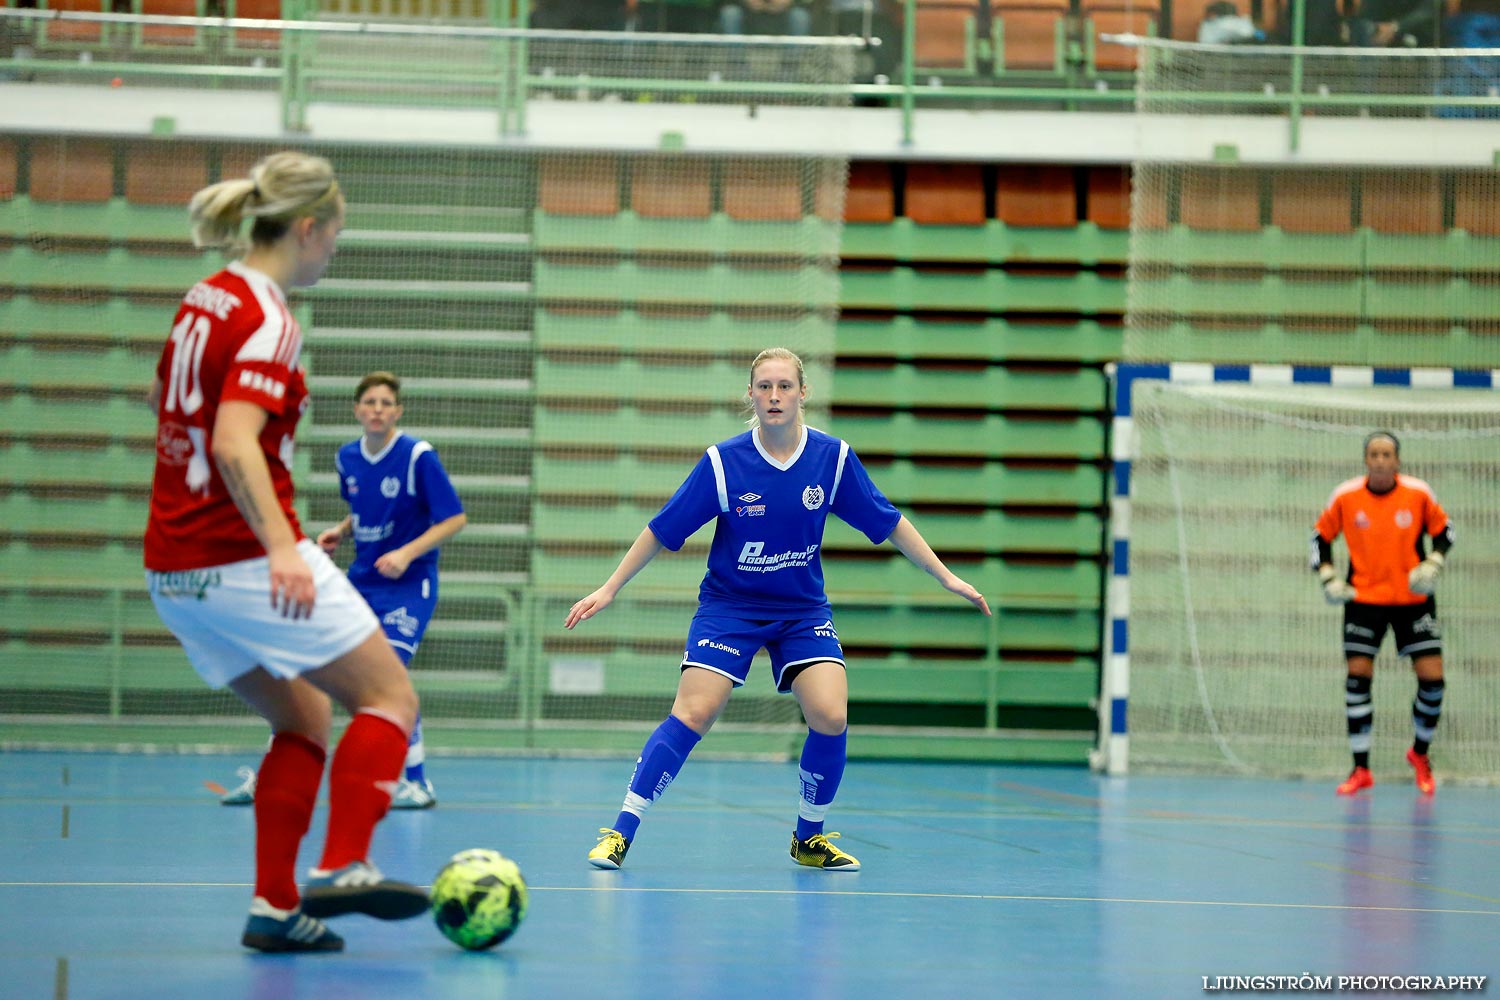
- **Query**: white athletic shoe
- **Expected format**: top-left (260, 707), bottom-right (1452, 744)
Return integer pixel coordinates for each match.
top-left (389, 777), bottom-right (437, 810)
top-left (221, 766), bottom-right (257, 806)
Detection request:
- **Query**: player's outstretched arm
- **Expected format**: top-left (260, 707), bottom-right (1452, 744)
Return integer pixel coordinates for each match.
top-left (886, 516), bottom-right (992, 616)
top-left (564, 527), bottom-right (666, 630)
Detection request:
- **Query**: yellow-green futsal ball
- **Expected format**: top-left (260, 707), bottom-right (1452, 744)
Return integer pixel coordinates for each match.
top-left (431, 848), bottom-right (529, 950)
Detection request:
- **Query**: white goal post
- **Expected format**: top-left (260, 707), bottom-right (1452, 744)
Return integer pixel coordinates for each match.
top-left (1097, 362), bottom-right (1500, 781)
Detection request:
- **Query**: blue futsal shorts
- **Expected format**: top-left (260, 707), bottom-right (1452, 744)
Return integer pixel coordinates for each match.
top-left (681, 613), bottom-right (846, 693)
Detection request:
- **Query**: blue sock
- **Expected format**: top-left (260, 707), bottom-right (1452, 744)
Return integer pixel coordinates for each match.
top-left (404, 714), bottom-right (426, 784)
top-left (612, 715), bottom-right (701, 841)
top-left (394, 646), bottom-right (426, 784)
top-left (795, 728), bottom-right (847, 841)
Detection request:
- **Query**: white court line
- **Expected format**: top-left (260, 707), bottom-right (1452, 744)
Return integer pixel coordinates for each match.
top-left (3, 882), bottom-right (1498, 916)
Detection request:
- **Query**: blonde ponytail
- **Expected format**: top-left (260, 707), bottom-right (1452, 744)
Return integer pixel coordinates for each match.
top-left (188, 151), bottom-right (342, 252)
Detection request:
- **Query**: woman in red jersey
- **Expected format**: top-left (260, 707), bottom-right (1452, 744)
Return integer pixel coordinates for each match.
top-left (145, 151), bottom-right (428, 952)
top-left (1312, 431), bottom-right (1453, 798)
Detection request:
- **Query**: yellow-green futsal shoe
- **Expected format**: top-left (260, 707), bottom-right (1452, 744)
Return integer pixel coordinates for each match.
top-left (790, 832), bottom-right (860, 871)
top-left (588, 828), bottom-right (630, 870)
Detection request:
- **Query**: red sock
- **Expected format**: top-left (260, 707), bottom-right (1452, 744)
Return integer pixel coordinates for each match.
top-left (253, 732), bottom-right (326, 911)
top-left (318, 709), bottom-right (408, 871)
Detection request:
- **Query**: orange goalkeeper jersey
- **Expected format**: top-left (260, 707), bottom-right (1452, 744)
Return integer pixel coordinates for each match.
top-left (1315, 474), bottom-right (1449, 606)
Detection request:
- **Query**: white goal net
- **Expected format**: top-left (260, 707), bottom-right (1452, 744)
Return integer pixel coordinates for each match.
top-left (1125, 378), bottom-right (1500, 781)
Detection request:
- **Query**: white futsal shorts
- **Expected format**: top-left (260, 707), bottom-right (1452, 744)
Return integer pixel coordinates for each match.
top-left (147, 538), bottom-right (381, 689)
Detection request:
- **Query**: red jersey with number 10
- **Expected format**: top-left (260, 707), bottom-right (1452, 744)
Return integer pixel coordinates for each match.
top-left (144, 261), bottom-right (309, 571)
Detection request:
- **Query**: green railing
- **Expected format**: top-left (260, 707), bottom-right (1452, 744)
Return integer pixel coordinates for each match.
top-left (3, 2), bottom-right (1496, 148)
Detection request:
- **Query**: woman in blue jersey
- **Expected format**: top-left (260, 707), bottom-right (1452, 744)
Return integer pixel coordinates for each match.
top-left (318, 371), bottom-right (467, 808)
top-left (567, 348), bottom-right (991, 871)
top-left (221, 371), bottom-right (466, 809)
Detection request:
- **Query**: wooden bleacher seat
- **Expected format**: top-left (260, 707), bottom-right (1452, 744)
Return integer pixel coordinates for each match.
top-left (905, 163), bottom-right (986, 225)
top-left (1179, 167), bottom-right (1262, 232)
top-left (0, 139), bottom-right (16, 200)
top-left (630, 157), bottom-right (711, 219)
top-left (722, 161), bottom-right (803, 222)
top-left (1270, 169), bottom-right (1353, 234)
top-left (27, 138), bottom-right (114, 203)
top-left (845, 161), bottom-right (896, 223)
top-left (1085, 165), bottom-right (1132, 230)
top-left (834, 362), bottom-right (1104, 411)
top-left (1453, 171), bottom-right (1500, 237)
top-left (38, 0), bottom-right (107, 47)
top-left (1083, 2), bottom-right (1158, 72)
top-left (218, 145), bottom-right (275, 184)
top-left (135, 0), bottom-right (204, 49)
top-left (228, 0), bottom-right (283, 51)
top-left (1361, 171), bottom-right (1442, 235)
top-left (1169, 0), bottom-right (1223, 39)
top-left (914, 0), bottom-right (979, 72)
top-left (538, 155), bottom-right (620, 216)
top-left (995, 164), bottom-right (1077, 227)
top-left (991, 0), bottom-right (1068, 72)
top-left (125, 143), bottom-right (210, 206)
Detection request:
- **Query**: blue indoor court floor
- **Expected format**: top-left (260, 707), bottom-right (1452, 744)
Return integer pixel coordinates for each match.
top-left (2, 751), bottom-right (1497, 1000)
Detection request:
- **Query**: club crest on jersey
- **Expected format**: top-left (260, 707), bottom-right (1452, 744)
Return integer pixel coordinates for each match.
top-left (380, 476), bottom-right (401, 498)
top-left (802, 484), bottom-right (825, 510)
top-left (1394, 509), bottom-right (1413, 529)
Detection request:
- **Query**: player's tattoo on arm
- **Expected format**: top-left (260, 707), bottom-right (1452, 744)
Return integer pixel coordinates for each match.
top-left (217, 454), bottom-right (266, 533)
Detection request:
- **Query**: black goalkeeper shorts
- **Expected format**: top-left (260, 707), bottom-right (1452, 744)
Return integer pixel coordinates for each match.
top-left (1342, 598), bottom-right (1441, 660)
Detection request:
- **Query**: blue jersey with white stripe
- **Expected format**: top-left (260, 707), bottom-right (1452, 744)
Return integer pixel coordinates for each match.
top-left (649, 426), bottom-right (901, 619)
top-left (336, 432), bottom-right (464, 590)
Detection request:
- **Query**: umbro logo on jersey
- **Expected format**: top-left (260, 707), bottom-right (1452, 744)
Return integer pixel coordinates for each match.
top-left (739, 493), bottom-right (762, 503)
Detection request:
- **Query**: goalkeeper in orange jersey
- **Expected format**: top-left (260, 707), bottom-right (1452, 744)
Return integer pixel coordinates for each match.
top-left (1311, 431), bottom-right (1453, 797)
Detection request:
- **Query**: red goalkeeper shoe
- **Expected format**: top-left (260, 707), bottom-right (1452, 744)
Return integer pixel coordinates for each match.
top-left (1406, 748), bottom-right (1435, 796)
top-left (1336, 766), bottom-right (1374, 796)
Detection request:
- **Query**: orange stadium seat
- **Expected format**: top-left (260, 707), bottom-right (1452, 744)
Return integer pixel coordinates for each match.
top-left (538, 155), bottom-right (620, 216)
top-left (0, 139), bottom-right (17, 200)
top-left (1179, 167), bottom-right (1262, 232)
top-left (1084, 2), bottom-right (1158, 72)
top-left (630, 157), bottom-right (711, 219)
top-left (217, 146), bottom-right (275, 183)
top-left (136, 0), bottom-right (203, 48)
top-left (914, 0), bottom-right (978, 71)
top-left (228, 0), bottom-right (283, 51)
top-left (845, 161), bottom-right (896, 223)
top-left (1360, 172), bottom-right (1442, 235)
top-left (1453, 172), bottom-right (1500, 237)
top-left (40, 0), bottom-right (107, 46)
top-left (1271, 170), bottom-right (1353, 234)
top-left (723, 161), bottom-right (803, 222)
top-left (991, 0), bottom-right (1067, 72)
top-left (905, 163), bottom-right (986, 225)
top-left (27, 139), bottom-right (114, 203)
top-left (1169, 0), bottom-right (1222, 39)
top-left (1085, 166), bottom-right (1133, 230)
top-left (995, 164), bottom-right (1078, 227)
top-left (125, 144), bottom-right (210, 206)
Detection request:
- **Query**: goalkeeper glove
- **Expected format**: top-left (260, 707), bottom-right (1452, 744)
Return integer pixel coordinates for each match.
top-left (1318, 564), bottom-right (1356, 605)
top-left (1408, 551), bottom-right (1444, 595)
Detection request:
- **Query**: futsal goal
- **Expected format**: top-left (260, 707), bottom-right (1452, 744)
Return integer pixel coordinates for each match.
top-left (1099, 364), bottom-right (1500, 782)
